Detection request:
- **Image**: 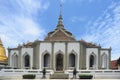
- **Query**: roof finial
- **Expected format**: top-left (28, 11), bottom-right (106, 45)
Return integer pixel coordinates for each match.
top-left (60, 1), bottom-right (62, 16)
top-left (57, 1), bottom-right (64, 28)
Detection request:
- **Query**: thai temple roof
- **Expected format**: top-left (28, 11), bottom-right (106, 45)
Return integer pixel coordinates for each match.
top-left (44, 4), bottom-right (75, 41)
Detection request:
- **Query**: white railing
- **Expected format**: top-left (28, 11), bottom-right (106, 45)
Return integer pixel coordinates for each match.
top-left (65, 69), bottom-right (120, 74)
top-left (0, 69), bottom-right (54, 76)
top-left (65, 70), bottom-right (120, 79)
top-left (0, 69), bottom-right (120, 78)
top-left (1, 69), bottom-right (120, 75)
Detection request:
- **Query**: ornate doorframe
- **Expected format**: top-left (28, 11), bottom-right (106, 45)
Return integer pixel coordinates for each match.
top-left (56, 53), bottom-right (63, 71)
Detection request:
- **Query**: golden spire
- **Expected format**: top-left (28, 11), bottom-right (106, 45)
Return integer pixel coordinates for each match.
top-left (0, 38), bottom-right (3, 46)
top-left (0, 38), bottom-right (7, 61)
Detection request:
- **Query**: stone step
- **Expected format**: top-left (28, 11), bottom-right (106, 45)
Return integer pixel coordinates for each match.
top-left (50, 72), bottom-right (68, 79)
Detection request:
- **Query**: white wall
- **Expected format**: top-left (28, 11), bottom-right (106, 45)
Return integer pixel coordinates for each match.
top-left (39, 42), bottom-right (81, 70)
top-left (67, 42), bottom-right (80, 70)
top-left (54, 42), bottom-right (65, 54)
top-left (21, 48), bottom-right (33, 69)
top-left (40, 43), bottom-right (52, 54)
top-left (100, 50), bottom-right (109, 69)
top-left (10, 50), bottom-right (19, 68)
top-left (54, 42), bottom-right (65, 70)
top-left (86, 48), bottom-right (98, 70)
top-left (39, 43), bottom-right (52, 69)
top-left (100, 50), bottom-right (109, 57)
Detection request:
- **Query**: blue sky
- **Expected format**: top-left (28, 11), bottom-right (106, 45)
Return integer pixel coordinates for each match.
top-left (0, 0), bottom-right (120, 60)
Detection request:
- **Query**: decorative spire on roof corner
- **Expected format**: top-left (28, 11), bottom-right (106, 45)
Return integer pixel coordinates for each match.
top-left (57, 2), bottom-right (64, 28)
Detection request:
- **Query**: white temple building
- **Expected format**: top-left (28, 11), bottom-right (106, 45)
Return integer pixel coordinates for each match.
top-left (8, 6), bottom-right (111, 72)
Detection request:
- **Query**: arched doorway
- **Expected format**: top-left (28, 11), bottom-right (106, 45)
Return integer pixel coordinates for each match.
top-left (69, 53), bottom-right (75, 67)
top-left (56, 53), bottom-right (63, 71)
top-left (44, 53), bottom-right (50, 67)
top-left (24, 54), bottom-right (30, 68)
top-left (89, 54), bottom-right (96, 68)
top-left (90, 55), bottom-right (94, 67)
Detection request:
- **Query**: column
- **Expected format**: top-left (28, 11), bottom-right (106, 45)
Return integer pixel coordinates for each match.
top-left (65, 42), bottom-right (68, 70)
top-left (51, 42), bottom-right (54, 70)
top-left (39, 43), bottom-right (41, 69)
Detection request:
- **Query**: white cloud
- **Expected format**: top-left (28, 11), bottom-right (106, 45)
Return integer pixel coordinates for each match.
top-left (0, 0), bottom-right (50, 55)
top-left (71, 16), bottom-right (87, 22)
top-left (60, 0), bottom-right (98, 3)
top-left (82, 1), bottom-right (120, 60)
top-left (61, 0), bottom-right (66, 3)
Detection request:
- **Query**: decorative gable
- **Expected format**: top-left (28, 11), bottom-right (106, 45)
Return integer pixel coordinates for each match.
top-left (44, 29), bottom-right (75, 41)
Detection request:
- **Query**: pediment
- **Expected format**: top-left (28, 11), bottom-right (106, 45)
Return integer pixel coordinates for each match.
top-left (44, 29), bottom-right (75, 41)
top-left (51, 29), bottom-right (69, 37)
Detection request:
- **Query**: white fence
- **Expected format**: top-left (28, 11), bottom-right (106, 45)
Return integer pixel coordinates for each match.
top-left (0, 69), bottom-right (54, 79)
top-left (65, 70), bottom-right (120, 74)
top-left (0, 69), bottom-right (53, 74)
top-left (65, 70), bottom-right (120, 79)
top-left (0, 69), bottom-right (120, 79)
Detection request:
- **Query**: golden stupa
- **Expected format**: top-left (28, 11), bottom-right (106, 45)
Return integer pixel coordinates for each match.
top-left (0, 38), bottom-right (7, 62)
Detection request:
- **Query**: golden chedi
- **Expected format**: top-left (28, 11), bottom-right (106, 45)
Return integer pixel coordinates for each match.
top-left (0, 38), bottom-right (7, 62)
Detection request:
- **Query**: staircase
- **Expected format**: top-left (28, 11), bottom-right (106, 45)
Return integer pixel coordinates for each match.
top-left (50, 71), bottom-right (69, 79)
